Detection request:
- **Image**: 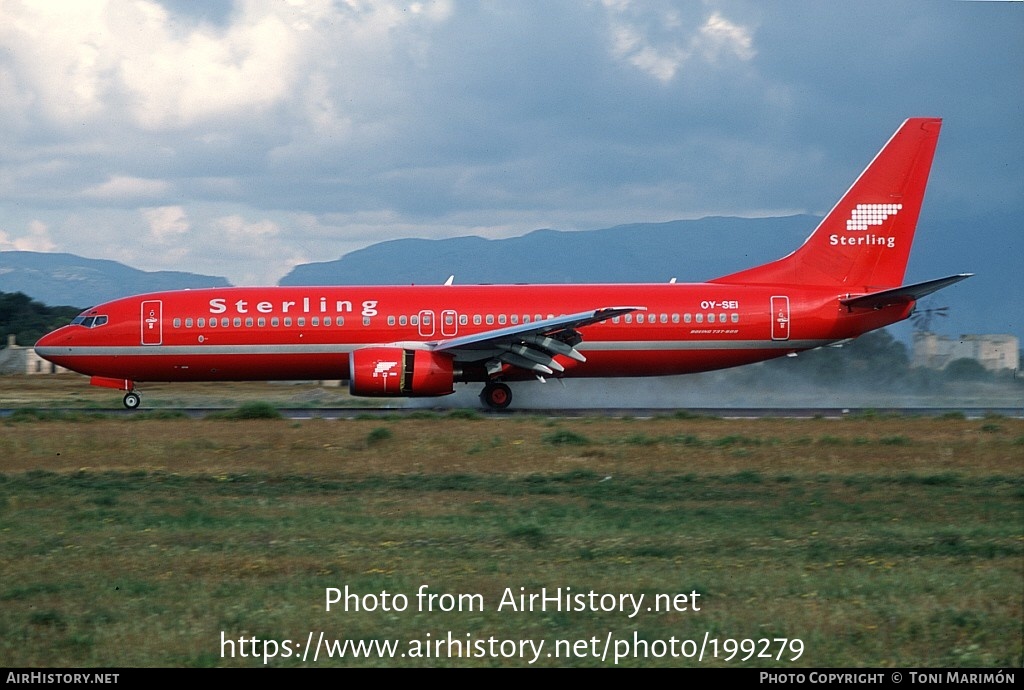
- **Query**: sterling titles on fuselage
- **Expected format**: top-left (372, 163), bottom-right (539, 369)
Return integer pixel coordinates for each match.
top-left (208, 295), bottom-right (380, 319)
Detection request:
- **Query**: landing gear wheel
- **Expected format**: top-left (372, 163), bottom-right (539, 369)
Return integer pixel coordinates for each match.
top-left (480, 382), bottom-right (512, 410)
top-left (123, 392), bottom-right (141, 410)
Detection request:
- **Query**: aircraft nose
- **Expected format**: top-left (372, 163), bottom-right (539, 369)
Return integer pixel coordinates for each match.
top-left (34, 326), bottom-right (74, 359)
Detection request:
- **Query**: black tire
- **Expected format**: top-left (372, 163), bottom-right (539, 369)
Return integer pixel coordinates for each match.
top-left (480, 382), bottom-right (512, 410)
top-left (123, 392), bottom-right (141, 410)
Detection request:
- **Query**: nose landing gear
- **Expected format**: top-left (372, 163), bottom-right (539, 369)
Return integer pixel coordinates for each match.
top-left (123, 391), bottom-right (141, 410)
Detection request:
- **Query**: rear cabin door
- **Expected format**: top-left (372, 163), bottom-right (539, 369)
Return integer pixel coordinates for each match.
top-left (771, 296), bottom-right (790, 341)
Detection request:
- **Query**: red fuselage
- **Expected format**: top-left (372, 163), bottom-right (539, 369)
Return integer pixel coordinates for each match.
top-left (33, 118), bottom-right (960, 409)
top-left (34, 282), bottom-right (910, 384)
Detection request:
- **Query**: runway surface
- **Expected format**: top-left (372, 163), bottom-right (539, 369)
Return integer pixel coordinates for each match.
top-left (2, 406), bottom-right (1021, 419)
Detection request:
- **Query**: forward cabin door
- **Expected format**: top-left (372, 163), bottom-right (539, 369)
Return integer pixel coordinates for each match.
top-left (141, 300), bottom-right (163, 345)
top-left (771, 296), bottom-right (790, 341)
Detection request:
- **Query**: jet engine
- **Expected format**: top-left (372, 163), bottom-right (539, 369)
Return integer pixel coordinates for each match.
top-left (349, 347), bottom-right (455, 397)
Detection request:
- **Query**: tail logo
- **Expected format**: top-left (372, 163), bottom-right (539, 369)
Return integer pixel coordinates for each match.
top-left (846, 203), bottom-right (902, 231)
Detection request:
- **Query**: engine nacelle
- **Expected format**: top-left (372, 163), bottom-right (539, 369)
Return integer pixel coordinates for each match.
top-left (349, 347), bottom-right (455, 397)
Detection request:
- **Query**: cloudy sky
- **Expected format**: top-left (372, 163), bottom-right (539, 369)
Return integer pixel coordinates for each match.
top-left (1, 0), bottom-right (1021, 292)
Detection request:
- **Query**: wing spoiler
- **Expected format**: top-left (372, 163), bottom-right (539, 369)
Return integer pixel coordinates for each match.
top-left (432, 306), bottom-right (645, 376)
top-left (434, 306), bottom-right (645, 353)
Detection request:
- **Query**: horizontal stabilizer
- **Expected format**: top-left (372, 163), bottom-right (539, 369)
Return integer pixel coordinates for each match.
top-left (839, 273), bottom-right (972, 310)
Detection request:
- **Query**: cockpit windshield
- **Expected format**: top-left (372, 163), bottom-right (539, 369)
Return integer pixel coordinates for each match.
top-left (70, 315), bottom-right (109, 328)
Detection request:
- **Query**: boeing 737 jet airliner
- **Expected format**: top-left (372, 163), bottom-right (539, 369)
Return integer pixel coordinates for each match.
top-left (36, 118), bottom-right (970, 409)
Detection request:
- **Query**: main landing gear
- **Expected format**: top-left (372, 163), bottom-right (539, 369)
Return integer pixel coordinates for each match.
top-left (122, 391), bottom-right (142, 410)
top-left (480, 382), bottom-right (512, 410)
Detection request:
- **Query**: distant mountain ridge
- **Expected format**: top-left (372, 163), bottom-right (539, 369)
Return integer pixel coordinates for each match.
top-left (279, 212), bottom-right (1015, 342)
top-left (0, 212), bottom-right (1015, 341)
top-left (0, 251), bottom-right (229, 307)
top-left (280, 216), bottom-right (818, 286)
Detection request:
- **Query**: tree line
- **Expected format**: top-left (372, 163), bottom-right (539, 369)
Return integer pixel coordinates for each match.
top-left (0, 291), bottom-right (81, 347)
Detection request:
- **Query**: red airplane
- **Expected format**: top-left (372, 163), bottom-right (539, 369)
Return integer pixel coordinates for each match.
top-left (35, 118), bottom-right (969, 410)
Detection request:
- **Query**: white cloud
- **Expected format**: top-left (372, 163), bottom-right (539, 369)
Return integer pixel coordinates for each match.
top-left (0, 220), bottom-right (57, 253)
top-left (0, 0), bottom-right (451, 132)
top-left (215, 214), bottom-right (279, 240)
top-left (143, 205), bottom-right (190, 241)
top-left (610, 24), bottom-right (688, 83)
top-left (699, 12), bottom-right (756, 62)
top-left (113, 3), bottom-right (305, 129)
top-left (600, 2), bottom-right (755, 83)
top-left (0, 2), bottom-right (113, 126)
top-left (81, 176), bottom-right (171, 201)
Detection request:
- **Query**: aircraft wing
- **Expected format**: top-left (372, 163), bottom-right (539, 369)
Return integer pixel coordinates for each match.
top-left (839, 273), bottom-right (972, 310)
top-left (433, 306), bottom-right (645, 376)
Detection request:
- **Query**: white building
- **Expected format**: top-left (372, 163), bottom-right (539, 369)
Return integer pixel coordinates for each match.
top-left (912, 332), bottom-right (1019, 372)
top-left (0, 334), bottom-right (68, 375)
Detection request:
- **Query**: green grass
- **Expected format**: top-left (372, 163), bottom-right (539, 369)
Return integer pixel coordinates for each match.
top-left (0, 414), bottom-right (1020, 667)
top-left (1, 467), bottom-right (1019, 667)
top-left (206, 401), bottom-right (283, 420)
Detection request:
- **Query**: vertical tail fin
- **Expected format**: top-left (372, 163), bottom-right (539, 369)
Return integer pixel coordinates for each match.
top-left (712, 117), bottom-right (942, 290)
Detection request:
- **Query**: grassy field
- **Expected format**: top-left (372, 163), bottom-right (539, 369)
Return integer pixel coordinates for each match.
top-left (0, 378), bottom-right (1021, 667)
